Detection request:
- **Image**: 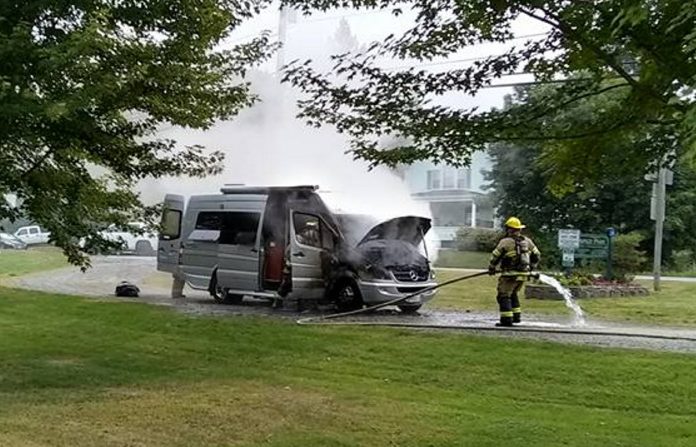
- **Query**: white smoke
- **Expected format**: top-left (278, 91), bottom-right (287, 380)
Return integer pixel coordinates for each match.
top-left (137, 72), bottom-right (440, 258)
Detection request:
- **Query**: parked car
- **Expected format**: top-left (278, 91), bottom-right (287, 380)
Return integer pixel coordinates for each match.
top-left (157, 185), bottom-right (437, 312)
top-left (100, 223), bottom-right (158, 256)
top-left (0, 232), bottom-right (28, 250)
top-left (14, 225), bottom-right (51, 245)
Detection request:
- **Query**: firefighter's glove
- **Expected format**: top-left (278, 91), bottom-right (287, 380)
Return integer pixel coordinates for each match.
top-left (487, 265), bottom-right (497, 276)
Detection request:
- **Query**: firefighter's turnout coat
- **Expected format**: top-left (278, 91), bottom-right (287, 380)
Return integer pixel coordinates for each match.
top-left (490, 235), bottom-right (541, 280)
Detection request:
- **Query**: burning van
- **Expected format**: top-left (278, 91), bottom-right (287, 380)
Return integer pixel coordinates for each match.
top-left (157, 185), bottom-right (437, 312)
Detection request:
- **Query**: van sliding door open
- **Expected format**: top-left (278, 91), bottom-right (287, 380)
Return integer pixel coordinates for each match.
top-left (216, 211), bottom-right (262, 293)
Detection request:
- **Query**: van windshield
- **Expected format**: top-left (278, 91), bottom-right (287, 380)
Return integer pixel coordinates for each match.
top-left (335, 214), bottom-right (380, 247)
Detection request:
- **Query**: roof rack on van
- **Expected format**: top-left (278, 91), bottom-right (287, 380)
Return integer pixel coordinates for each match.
top-left (219, 185), bottom-right (319, 195)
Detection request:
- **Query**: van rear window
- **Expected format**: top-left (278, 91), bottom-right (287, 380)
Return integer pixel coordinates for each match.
top-left (160, 210), bottom-right (182, 240)
top-left (195, 211), bottom-right (260, 245)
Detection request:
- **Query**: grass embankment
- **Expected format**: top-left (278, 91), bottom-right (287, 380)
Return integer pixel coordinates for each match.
top-left (0, 247), bottom-right (66, 278)
top-left (431, 270), bottom-right (696, 326)
top-left (1, 288), bottom-right (695, 446)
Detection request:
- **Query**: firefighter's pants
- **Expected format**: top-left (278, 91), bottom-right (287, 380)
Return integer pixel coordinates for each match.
top-left (496, 276), bottom-right (524, 323)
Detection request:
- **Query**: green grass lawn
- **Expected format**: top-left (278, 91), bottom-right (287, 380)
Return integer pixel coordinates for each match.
top-left (434, 250), bottom-right (489, 269)
top-left (0, 247), bottom-right (67, 278)
top-left (430, 270), bottom-right (696, 326)
top-left (659, 270), bottom-right (696, 277)
top-left (1, 287), bottom-right (695, 446)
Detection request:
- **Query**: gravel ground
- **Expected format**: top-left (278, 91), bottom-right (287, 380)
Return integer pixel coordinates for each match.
top-left (7, 256), bottom-right (696, 353)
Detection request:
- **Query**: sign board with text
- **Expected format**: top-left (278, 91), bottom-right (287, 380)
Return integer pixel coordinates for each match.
top-left (562, 250), bottom-right (575, 267)
top-left (557, 229), bottom-right (581, 250)
top-left (576, 234), bottom-right (609, 259)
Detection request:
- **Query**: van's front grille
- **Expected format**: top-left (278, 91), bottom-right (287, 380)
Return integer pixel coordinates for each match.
top-left (390, 267), bottom-right (429, 282)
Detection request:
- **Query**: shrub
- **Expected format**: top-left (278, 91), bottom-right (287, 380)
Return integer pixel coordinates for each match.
top-left (553, 273), bottom-right (594, 286)
top-left (612, 231), bottom-right (649, 280)
top-left (455, 227), bottom-right (503, 252)
top-left (668, 250), bottom-right (696, 273)
top-left (530, 232), bottom-right (562, 270)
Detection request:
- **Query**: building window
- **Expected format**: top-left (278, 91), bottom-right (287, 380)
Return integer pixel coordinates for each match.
top-left (442, 168), bottom-right (456, 189)
top-left (429, 201), bottom-right (472, 226)
top-left (426, 169), bottom-right (441, 190)
top-left (457, 168), bottom-right (471, 189)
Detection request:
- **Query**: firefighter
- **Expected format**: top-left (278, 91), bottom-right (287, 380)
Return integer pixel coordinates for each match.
top-left (488, 217), bottom-right (541, 327)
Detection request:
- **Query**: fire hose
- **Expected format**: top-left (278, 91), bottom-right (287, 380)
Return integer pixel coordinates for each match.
top-left (297, 270), bottom-right (491, 324)
top-left (296, 272), bottom-right (696, 343)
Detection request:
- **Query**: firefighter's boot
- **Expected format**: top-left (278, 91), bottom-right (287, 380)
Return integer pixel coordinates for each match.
top-left (496, 295), bottom-right (513, 327)
top-left (511, 293), bottom-right (522, 324)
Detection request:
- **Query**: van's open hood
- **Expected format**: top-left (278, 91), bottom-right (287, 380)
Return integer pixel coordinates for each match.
top-left (358, 216), bottom-right (432, 246)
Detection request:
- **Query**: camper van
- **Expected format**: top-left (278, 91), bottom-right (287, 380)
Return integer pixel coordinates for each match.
top-left (157, 185), bottom-right (437, 312)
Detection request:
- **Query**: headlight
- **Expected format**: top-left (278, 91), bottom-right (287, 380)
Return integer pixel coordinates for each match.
top-left (429, 270), bottom-right (436, 279)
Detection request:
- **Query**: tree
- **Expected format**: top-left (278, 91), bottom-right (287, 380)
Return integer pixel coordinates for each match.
top-left (664, 164), bottom-right (696, 260)
top-left (487, 85), bottom-right (696, 267)
top-left (332, 18), bottom-right (360, 54)
top-left (0, 1), bottom-right (275, 266)
top-left (281, 0), bottom-right (695, 180)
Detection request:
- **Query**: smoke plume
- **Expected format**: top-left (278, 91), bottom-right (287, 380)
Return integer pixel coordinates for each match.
top-left (138, 71), bottom-right (439, 256)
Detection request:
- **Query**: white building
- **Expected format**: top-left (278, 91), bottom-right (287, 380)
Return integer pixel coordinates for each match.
top-left (401, 152), bottom-right (495, 247)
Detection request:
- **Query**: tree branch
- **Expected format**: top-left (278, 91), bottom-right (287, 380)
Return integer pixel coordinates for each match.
top-left (495, 118), bottom-right (634, 142)
top-left (510, 82), bottom-right (631, 128)
top-left (23, 148), bottom-right (56, 177)
top-left (518, 6), bottom-right (642, 91)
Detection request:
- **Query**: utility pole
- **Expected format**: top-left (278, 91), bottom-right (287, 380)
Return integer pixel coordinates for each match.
top-left (649, 163), bottom-right (672, 291)
top-left (276, 5), bottom-right (289, 74)
top-left (652, 167), bottom-right (666, 291)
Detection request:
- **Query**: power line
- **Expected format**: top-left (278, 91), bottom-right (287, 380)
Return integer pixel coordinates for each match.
top-left (384, 54), bottom-right (510, 71)
top-left (383, 33), bottom-right (549, 71)
top-left (476, 78), bottom-right (578, 89)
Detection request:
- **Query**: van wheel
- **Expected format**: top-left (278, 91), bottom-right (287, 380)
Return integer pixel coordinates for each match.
top-left (210, 275), bottom-right (243, 305)
top-left (135, 240), bottom-right (154, 256)
top-left (334, 279), bottom-right (363, 312)
top-left (397, 304), bottom-right (422, 314)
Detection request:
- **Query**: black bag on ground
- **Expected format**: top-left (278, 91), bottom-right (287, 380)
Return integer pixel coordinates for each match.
top-left (115, 281), bottom-right (140, 297)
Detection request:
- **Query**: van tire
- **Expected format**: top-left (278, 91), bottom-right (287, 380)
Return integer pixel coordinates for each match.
top-left (397, 304), bottom-right (422, 314)
top-left (333, 279), bottom-right (363, 312)
top-left (210, 275), bottom-right (243, 305)
top-left (135, 240), bottom-right (155, 256)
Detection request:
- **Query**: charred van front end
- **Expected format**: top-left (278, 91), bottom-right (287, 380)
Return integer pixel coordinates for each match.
top-left (336, 214), bottom-right (438, 312)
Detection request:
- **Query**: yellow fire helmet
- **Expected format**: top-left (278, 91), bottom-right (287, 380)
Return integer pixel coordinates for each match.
top-left (505, 217), bottom-right (526, 229)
